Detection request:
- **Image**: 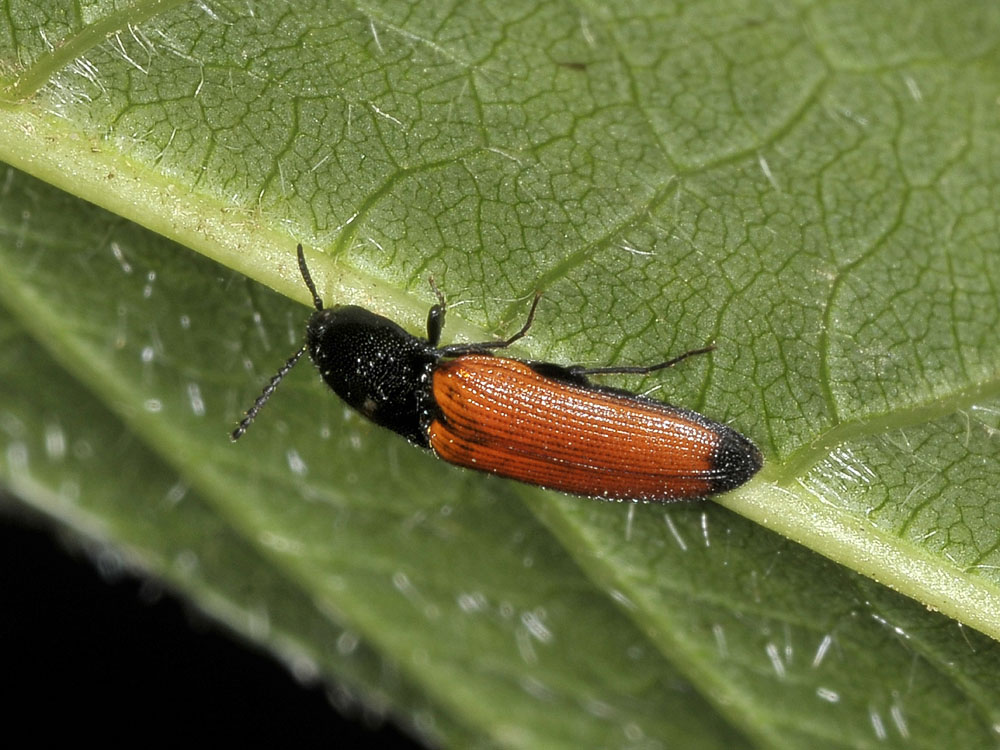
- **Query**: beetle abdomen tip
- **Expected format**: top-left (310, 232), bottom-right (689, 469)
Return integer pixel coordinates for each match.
top-left (710, 429), bottom-right (763, 493)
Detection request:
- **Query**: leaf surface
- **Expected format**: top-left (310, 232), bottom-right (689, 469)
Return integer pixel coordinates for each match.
top-left (1, 1), bottom-right (1000, 746)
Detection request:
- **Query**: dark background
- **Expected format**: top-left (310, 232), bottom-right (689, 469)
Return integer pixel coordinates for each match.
top-left (1, 503), bottom-right (422, 746)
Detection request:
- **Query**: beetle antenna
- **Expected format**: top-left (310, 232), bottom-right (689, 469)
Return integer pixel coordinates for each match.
top-left (297, 244), bottom-right (324, 311)
top-left (231, 345), bottom-right (308, 441)
top-left (231, 245), bottom-right (325, 441)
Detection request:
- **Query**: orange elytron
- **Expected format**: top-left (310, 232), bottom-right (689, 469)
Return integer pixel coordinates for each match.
top-left (429, 356), bottom-right (757, 501)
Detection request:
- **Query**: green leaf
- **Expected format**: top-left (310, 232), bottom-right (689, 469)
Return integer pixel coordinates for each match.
top-left (2, 0), bottom-right (1000, 746)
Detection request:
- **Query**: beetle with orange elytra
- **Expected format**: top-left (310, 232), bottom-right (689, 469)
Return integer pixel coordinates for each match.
top-left (232, 245), bottom-right (762, 501)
